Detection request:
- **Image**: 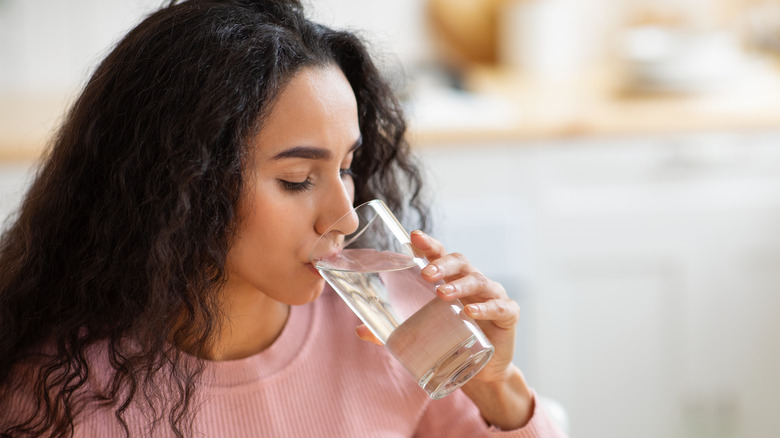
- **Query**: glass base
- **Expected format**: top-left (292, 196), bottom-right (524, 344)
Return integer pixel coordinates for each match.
top-left (419, 334), bottom-right (495, 399)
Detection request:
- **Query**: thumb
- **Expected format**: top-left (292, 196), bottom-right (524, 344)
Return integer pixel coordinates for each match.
top-left (356, 324), bottom-right (383, 346)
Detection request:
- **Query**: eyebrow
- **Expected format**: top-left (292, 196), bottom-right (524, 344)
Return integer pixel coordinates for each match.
top-left (271, 136), bottom-right (363, 161)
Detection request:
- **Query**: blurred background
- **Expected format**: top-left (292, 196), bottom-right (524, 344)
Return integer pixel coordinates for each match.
top-left (2, 0), bottom-right (780, 436)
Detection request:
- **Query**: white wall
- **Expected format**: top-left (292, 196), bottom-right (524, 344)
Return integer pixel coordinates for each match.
top-left (304, 0), bottom-right (428, 68)
top-left (0, 0), bottom-right (161, 93)
top-left (0, 0), bottom-right (427, 94)
top-left (0, 161), bottom-right (34, 231)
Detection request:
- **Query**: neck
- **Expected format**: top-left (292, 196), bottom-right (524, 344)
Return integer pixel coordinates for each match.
top-left (211, 283), bottom-right (290, 361)
top-left (174, 281), bottom-right (291, 362)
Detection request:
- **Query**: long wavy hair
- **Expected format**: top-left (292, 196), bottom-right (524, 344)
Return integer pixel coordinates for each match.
top-left (0, 1), bottom-right (426, 436)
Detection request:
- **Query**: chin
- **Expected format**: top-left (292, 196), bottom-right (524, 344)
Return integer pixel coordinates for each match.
top-left (289, 279), bottom-right (326, 306)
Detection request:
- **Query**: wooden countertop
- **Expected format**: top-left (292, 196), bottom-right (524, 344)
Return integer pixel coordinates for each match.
top-left (4, 65), bottom-right (780, 162)
top-left (410, 65), bottom-right (780, 146)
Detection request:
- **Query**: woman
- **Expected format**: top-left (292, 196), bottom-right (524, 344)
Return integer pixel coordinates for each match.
top-left (0, 1), bottom-right (567, 436)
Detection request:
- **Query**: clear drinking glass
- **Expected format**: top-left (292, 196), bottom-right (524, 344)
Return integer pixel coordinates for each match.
top-left (310, 199), bottom-right (494, 399)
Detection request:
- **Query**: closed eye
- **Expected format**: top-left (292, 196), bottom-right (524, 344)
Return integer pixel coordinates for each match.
top-left (279, 178), bottom-right (313, 192)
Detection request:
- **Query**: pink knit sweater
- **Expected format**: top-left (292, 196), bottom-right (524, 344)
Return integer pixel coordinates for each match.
top-left (4, 288), bottom-right (567, 437)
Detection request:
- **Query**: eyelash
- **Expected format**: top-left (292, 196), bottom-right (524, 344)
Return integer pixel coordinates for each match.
top-left (279, 168), bottom-right (354, 193)
top-left (279, 178), bottom-right (313, 192)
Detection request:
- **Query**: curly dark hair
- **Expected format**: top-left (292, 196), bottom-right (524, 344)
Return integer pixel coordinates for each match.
top-left (0, 0), bottom-right (427, 436)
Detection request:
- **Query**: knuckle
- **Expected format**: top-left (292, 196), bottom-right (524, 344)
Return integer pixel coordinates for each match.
top-left (472, 272), bottom-right (489, 288)
top-left (451, 252), bottom-right (468, 264)
top-left (507, 300), bottom-right (522, 319)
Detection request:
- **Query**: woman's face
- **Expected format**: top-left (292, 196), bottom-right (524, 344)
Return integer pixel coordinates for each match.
top-left (224, 65), bottom-right (361, 305)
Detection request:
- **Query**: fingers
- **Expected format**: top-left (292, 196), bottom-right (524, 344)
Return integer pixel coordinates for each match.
top-left (433, 270), bottom-right (496, 299)
top-left (410, 230), bottom-right (447, 261)
top-left (412, 230), bottom-right (520, 330)
top-left (420, 252), bottom-right (478, 283)
top-left (434, 270), bottom-right (518, 329)
top-left (412, 231), bottom-right (473, 280)
top-left (414, 232), bottom-right (501, 300)
top-left (356, 324), bottom-right (383, 346)
top-left (464, 298), bottom-right (520, 330)
top-left (421, 252), bottom-right (497, 303)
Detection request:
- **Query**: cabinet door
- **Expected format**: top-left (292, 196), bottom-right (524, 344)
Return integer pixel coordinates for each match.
top-left (536, 256), bottom-right (680, 438)
top-left (419, 131), bottom-right (780, 438)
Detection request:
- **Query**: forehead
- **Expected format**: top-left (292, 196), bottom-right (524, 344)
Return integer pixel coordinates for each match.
top-left (250, 65), bottom-right (360, 160)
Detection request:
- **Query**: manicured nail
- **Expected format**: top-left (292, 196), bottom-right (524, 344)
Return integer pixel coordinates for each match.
top-left (439, 284), bottom-right (455, 296)
top-left (421, 264), bottom-right (438, 276)
top-left (467, 304), bottom-right (483, 314)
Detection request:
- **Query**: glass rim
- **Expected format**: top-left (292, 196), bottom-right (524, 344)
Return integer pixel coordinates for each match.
top-left (309, 198), bottom-right (394, 263)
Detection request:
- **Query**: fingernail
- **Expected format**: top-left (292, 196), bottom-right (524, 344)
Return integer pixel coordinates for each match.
top-left (439, 284), bottom-right (455, 296)
top-left (411, 230), bottom-right (424, 236)
top-left (467, 304), bottom-right (483, 314)
top-left (421, 264), bottom-right (438, 276)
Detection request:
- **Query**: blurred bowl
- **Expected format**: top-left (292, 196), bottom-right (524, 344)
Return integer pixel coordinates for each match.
top-left (622, 26), bottom-right (747, 93)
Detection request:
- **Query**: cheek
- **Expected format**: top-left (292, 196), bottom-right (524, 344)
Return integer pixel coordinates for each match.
top-left (227, 196), bottom-right (275, 270)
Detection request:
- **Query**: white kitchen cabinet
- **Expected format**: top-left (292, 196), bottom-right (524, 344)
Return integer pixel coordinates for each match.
top-left (417, 130), bottom-right (780, 438)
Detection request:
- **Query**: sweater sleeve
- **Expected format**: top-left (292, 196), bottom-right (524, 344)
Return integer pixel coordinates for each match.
top-left (414, 389), bottom-right (569, 438)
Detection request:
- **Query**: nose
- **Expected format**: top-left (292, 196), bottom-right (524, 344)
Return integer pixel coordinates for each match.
top-left (314, 178), bottom-right (359, 238)
top-left (311, 179), bottom-right (359, 263)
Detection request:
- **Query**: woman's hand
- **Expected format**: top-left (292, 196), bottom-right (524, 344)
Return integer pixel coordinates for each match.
top-left (355, 230), bottom-right (535, 430)
top-left (411, 230), bottom-right (535, 429)
top-left (353, 230), bottom-right (520, 372)
top-left (410, 230), bottom-right (519, 385)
